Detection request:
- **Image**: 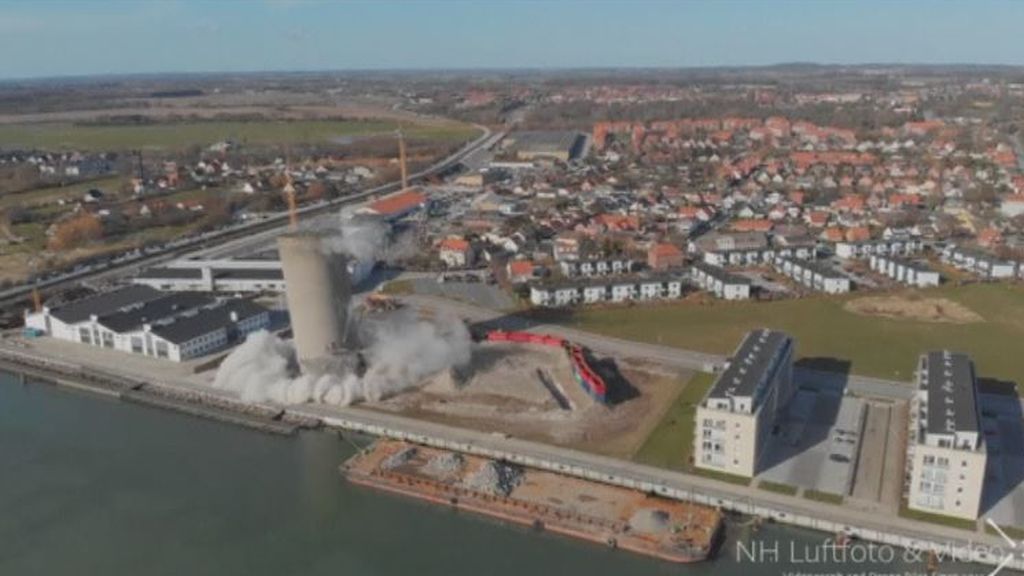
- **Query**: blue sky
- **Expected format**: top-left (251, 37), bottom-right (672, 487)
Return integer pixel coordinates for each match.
top-left (1, 0), bottom-right (1022, 79)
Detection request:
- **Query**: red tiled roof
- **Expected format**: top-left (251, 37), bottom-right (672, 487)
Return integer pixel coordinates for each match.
top-left (439, 238), bottom-right (470, 252)
top-left (366, 188), bottom-right (426, 216)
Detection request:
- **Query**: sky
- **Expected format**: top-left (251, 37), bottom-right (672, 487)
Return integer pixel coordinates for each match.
top-left (0, 0), bottom-right (1022, 80)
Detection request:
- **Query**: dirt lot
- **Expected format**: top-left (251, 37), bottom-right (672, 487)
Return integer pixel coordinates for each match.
top-left (843, 295), bottom-right (983, 324)
top-left (371, 341), bottom-right (691, 458)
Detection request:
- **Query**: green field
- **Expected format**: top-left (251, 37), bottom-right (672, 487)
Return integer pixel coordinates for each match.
top-left (0, 176), bottom-right (127, 210)
top-left (805, 490), bottom-right (845, 505)
top-left (566, 283), bottom-right (1024, 387)
top-left (759, 480), bottom-right (800, 496)
top-left (633, 372), bottom-right (714, 472)
top-left (0, 119), bottom-right (480, 151)
top-left (899, 502), bottom-right (976, 531)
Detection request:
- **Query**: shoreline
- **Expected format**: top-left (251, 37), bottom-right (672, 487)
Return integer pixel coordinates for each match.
top-left (0, 346), bottom-right (1020, 573)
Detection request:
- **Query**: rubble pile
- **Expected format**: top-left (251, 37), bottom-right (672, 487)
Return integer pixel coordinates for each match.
top-left (380, 446), bottom-right (417, 470)
top-left (422, 452), bottom-right (465, 479)
top-left (465, 460), bottom-right (523, 496)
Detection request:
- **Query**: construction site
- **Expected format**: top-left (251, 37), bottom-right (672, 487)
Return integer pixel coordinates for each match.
top-left (365, 327), bottom-right (691, 458)
top-left (342, 439), bottom-right (723, 564)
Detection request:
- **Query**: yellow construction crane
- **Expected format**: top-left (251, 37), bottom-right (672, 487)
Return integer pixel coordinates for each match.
top-left (397, 128), bottom-right (409, 190)
top-left (282, 147), bottom-right (299, 230)
top-left (283, 173), bottom-right (298, 230)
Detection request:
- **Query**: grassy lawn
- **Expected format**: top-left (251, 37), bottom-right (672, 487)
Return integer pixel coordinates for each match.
top-left (566, 284), bottom-right (1024, 387)
top-left (804, 490), bottom-right (845, 505)
top-left (629, 371), bottom-right (756, 486)
top-left (986, 523), bottom-right (1024, 539)
top-left (759, 480), bottom-right (800, 496)
top-left (0, 176), bottom-right (127, 210)
top-left (380, 279), bottom-right (415, 296)
top-left (900, 502), bottom-right (976, 531)
top-left (0, 120), bottom-right (480, 151)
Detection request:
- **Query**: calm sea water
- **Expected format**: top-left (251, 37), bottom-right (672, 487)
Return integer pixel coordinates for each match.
top-left (0, 371), bottom-right (991, 576)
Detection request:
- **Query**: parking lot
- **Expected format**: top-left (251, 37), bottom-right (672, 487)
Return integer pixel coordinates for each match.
top-left (758, 388), bottom-right (866, 496)
top-left (411, 277), bottom-right (518, 311)
top-left (982, 399), bottom-right (1024, 528)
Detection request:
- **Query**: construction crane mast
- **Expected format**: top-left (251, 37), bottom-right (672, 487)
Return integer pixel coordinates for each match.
top-left (397, 128), bottom-right (409, 190)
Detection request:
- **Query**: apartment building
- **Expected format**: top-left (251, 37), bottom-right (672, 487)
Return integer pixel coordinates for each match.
top-left (868, 254), bottom-right (941, 288)
top-left (690, 262), bottom-right (752, 300)
top-left (906, 351), bottom-right (987, 520)
top-left (774, 257), bottom-right (852, 294)
top-left (528, 274), bottom-right (687, 308)
top-left (835, 239), bottom-right (923, 260)
top-left (695, 330), bottom-right (796, 477)
top-left (942, 245), bottom-right (1018, 280)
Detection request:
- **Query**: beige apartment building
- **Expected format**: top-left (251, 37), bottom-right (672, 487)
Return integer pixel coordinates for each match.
top-left (694, 329), bottom-right (795, 478)
top-left (907, 351), bottom-right (988, 520)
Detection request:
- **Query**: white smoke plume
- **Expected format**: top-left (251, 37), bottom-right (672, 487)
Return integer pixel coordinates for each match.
top-left (212, 311), bottom-right (472, 407)
top-left (324, 210), bottom-right (389, 263)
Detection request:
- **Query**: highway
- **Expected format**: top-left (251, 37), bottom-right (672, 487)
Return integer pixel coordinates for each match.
top-left (0, 124), bottom-right (496, 310)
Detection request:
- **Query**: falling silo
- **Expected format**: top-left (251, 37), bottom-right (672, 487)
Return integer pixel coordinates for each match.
top-left (277, 232), bottom-right (351, 372)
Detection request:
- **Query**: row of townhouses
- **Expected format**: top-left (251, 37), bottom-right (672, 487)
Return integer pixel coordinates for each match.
top-left (868, 254), bottom-right (941, 288)
top-left (774, 257), bottom-right (852, 294)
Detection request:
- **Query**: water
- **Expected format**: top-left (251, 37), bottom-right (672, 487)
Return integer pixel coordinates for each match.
top-left (0, 371), bottom-right (990, 576)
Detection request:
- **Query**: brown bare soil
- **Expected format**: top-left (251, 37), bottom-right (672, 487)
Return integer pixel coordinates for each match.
top-left (843, 295), bottom-right (983, 324)
top-left (371, 341), bottom-right (691, 458)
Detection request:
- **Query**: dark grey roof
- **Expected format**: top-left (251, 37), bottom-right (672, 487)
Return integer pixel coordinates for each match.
top-left (50, 285), bottom-right (162, 324)
top-left (137, 267), bottom-right (204, 280)
top-left (921, 351), bottom-right (980, 436)
top-left (779, 257), bottom-right (847, 280)
top-left (149, 300), bottom-right (267, 344)
top-left (96, 293), bottom-right (214, 333)
top-left (692, 262), bottom-right (752, 285)
top-left (875, 255), bottom-right (934, 274)
top-left (214, 268), bottom-right (284, 281)
top-left (708, 329), bottom-right (792, 401)
top-left (136, 267), bottom-right (284, 282)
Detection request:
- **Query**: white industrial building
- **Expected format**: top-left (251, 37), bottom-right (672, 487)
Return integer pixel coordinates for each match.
top-left (529, 274), bottom-right (687, 308)
top-left (774, 258), bottom-right (852, 294)
top-left (132, 255), bottom-right (376, 293)
top-left (834, 239), bottom-right (923, 260)
top-left (690, 263), bottom-right (752, 300)
top-left (906, 351), bottom-right (987, 521)
top-left (695, 330), bottom-right (796, 478)
top-left (869, 254), bottom-right (941, 288)
top-left (941, 245), bottom-right (1018, 280)
top-left (23, 285), bottom-right (270, 362)
top-left (133, 259), bottom-right (286, 293)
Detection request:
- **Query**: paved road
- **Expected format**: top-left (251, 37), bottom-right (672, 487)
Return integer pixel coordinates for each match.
top-left (0, 124), bottom-right (495, 309)
top-left (404, 293), bottom-right (916, 400)
top-left (288, 402), bottom-right (1016, 568)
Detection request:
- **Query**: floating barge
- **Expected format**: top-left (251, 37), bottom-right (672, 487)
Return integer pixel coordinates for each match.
top-left (342, 440), bottom-right (722, 563)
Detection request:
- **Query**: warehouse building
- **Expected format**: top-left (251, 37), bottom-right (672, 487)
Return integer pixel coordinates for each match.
top-left (23, 285), bottom-right (269, 362)
top-left (869, 254), bottom-right (941, 288)
top-left (501, 131), bottom-right (585, 162)
top-left (133, 259), bottom-right (286, 293)
top-left (690, 263), bottom-right (752, 300)
top-left (695, 330), bottom-right (796, 477)
top-left (774, 257), bottom-right (852, 294)
top-left (906, 351), bottom-right (987, 520)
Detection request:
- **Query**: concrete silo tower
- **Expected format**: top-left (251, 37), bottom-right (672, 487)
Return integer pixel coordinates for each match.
top-left (277, 232), bottom-right (351, 372)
